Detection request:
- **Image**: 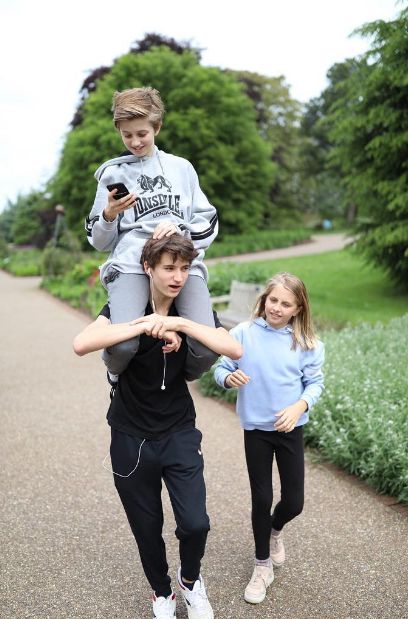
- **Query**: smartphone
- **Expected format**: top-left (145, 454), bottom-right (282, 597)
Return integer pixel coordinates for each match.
top-left (107, 182), bottom-right (130, 200)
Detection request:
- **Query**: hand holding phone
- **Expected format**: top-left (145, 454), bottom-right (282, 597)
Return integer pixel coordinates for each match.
top-left (103, 183), bottom-right (135, 222)
top-left (107, 183), bottom-right (130, 200)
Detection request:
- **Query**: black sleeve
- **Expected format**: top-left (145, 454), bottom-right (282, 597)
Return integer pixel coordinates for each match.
top-left (213, 310), bottom-right (222, 329)
top-left (99, 304), bottom-right (111, 319)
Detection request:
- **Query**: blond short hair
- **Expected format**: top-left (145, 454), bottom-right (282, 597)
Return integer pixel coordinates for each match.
top-left (112, 87), bottom-right (165, 130)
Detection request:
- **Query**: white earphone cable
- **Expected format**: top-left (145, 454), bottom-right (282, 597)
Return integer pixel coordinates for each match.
top-left (102, 439), bottom-right (146, 478)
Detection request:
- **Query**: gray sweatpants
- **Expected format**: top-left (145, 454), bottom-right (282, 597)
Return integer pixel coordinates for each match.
top-left (102, 271), bottom-right (216, 376)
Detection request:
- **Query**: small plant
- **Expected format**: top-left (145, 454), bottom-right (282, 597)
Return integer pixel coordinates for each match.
top-left (1, 247), bottom-right (43, 276)
top-left (42, 230), bottom-right (82, 277)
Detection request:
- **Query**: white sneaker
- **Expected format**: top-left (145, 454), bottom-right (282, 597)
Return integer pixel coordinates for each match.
top-left (270, 530), bottom-right (285, 567)
top-left (177, 567), bottom-right (214, 619)
top-left (244, 564), bottom-right (274, 604)
top-left (152, 592), bottom-right (177, 618)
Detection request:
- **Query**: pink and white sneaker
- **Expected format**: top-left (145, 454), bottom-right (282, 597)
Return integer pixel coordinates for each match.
top-left (244, 564), bottom-right (274, 604)
top-left (270, 530), bottom-right (285, 567)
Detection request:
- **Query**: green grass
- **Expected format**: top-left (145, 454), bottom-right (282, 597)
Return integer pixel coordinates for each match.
top-left (208, 248), bottom-right (408, 329)
top-left (205, 228), bottom-right (311, 258)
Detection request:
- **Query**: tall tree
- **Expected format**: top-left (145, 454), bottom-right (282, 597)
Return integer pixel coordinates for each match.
top-left (49, 45), bottom-right (273, 240)
top-left (325, 7), bottom-right (408, 287)
top-left (70, 34), bottom-right (202, 128)
top-left (0, 191), bottom-right (55, 247)
top-left (232, 70), bottom-right (303, 225)
top-left (297, 62), bottom-right (355, 223)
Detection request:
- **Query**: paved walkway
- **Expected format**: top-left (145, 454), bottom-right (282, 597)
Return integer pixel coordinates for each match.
top-left (205, 233), bottom-right (351, 266)
top-left (1, 254), bottom-right (407, 618)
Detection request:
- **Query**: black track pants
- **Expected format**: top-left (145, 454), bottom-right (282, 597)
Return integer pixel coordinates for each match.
top-left (110, 427), bottom-right (210, 598)
top-left (244, 426), bottom-right (305, 560)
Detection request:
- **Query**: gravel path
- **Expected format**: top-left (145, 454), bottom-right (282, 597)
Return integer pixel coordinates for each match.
top-left (1, 243), bottom-right (407, 618)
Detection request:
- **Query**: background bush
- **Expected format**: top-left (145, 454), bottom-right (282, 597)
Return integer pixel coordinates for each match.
top-left (1, 247), bottom-right (43, 276)
top-left (42, 230), bottom-right (82, 277)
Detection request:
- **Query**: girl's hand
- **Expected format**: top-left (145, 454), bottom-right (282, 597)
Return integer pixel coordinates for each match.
top-left (225, 370), bottom-right (250, 388)
top-left (152, 221), bottom-right (179, 239)
top-left (103, 189), bottom-right (136, 222)
top-left (274, 402), bottom-right (306, 433)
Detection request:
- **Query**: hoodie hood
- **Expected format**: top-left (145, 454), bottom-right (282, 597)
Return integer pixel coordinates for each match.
top-left (253, 317), bottom-right (293, 334)
top-left (94, 147), bottom-right (159, 181)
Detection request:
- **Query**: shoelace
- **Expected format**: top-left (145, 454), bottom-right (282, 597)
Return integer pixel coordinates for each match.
top-left (154, 596), bottom-right (175, 618)
top-left (270, 535), bottom-right (283, 553)
top-left (251, 566), bottom-right (270, 586)
top-left (186, 584), bottom-right (210, 613)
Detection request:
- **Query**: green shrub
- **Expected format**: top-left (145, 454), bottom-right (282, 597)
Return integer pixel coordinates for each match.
top-left (199, 314), bottom-right (408, 504)
top-left (0, 235), bottom-right (8, 260)
top-left (1, 247), bottom-right (43, 276)
top-left (305, 315), bottom-right (408, 504)
top-left (42, 256), bottom-right (107, 317)
top-left (42, 230), bottom-right (82, 276)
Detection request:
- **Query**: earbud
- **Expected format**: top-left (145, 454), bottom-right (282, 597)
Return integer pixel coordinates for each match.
top-left (147, 268), bottom-right (152, 277)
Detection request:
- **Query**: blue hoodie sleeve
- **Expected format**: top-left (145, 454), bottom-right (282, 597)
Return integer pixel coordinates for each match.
top-left (300, 340), bottom-right (325, 411)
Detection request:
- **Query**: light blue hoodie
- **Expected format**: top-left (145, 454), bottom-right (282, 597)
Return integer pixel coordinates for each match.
top-left (213, 318), bottom-right (324, 431)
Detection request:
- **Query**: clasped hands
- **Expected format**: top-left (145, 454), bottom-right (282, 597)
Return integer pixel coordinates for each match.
top-left (130, 313), bottom-right (183, 353)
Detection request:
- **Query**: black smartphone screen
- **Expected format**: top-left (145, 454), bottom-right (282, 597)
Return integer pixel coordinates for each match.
top-left (107, 183), bottom-right (130, 200)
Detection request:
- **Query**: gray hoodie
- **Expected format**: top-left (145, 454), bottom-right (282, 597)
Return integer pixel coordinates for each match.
top-left (85, 147), bottom-right (218, 285)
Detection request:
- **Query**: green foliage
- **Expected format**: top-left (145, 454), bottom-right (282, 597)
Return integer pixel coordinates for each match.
top-left (228, 70), bottom-right (303, 223)
top-left (205, 228), bottom-right (311, 258)
top-left (0, 191), bottom-right (56, 247)
top-left (305, 315), bottom-right (408, 504)
top-left (41, 257), bottom-right (107, 317)
top-left (0, 233), bottom-right (8, 259)
top-left (49, 46), bottom-right (273, 241)
top-left (1, 247), bottom-right (43, 276)
top-left (42, 230), bottom-right (82, 276)
top-left (323, 8), bottom-right (408, 287)
top-left (298, 87), bottom-right (349, 222)
top-left (0, 201), bottom-right (15, 241)
top-left (199, 314), bottom-right (408, 504)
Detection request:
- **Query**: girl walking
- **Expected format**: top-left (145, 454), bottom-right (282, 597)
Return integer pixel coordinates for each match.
top-left (214, 272), bottom-right (325, 604)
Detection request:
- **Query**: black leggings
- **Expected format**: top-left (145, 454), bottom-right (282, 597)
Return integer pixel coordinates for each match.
top-left (244, 426), bottom-right (305, 560)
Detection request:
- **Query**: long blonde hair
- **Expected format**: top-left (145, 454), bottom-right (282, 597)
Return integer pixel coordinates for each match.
top-left (252, 272), bottom-right (318, 350)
